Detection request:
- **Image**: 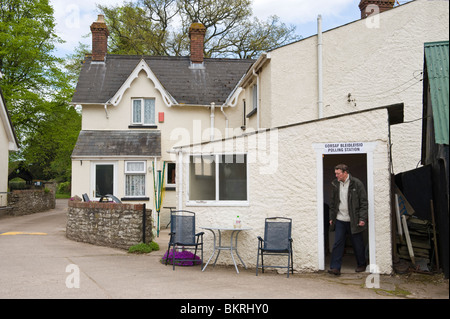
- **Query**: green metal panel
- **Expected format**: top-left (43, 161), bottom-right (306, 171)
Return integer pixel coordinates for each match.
top-left (424, 41), bottom-right (449, 145)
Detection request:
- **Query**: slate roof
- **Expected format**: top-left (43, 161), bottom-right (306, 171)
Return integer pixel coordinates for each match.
top-left (72, 55), bottom-right (255, 106)
top-left (72, 130), bottom-right (161, 157)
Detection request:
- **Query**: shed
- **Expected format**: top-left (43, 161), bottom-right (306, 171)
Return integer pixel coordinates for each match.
top-left (421, 41), bottom-right (449, 278)
top-left (172, 103), bottom-right (404, 274)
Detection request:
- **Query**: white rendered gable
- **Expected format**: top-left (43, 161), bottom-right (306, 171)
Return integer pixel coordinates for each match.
top-left (0, 94), bottom-right (18, 151)
top-left (108, 59), bottom-right (177, 107)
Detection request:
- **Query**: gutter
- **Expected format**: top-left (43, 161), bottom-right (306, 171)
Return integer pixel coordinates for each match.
top-left (240, 53), bottom-right (270, 87)
top-left (220, 105), bottom-right (229, 138)
top-left (253, 68), bottom-right (261, 130)
top-left (210, 102), bottom-right (215, 141)
top-left (104, 104), bottom-right (109, 119)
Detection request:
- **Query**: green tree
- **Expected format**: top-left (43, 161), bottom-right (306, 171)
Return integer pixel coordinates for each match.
top-left (21, 101), bottom-right (81, 181)
top-left (98, 0), bottom-right (301, 58)
top-left (1, 0), bottom-right (62, 132)
top-left (0, 0), bottom-right (80, 181)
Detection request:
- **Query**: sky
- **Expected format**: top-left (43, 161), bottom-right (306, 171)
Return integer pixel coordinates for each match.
top-left (49, 0), bottom-right (412, 58)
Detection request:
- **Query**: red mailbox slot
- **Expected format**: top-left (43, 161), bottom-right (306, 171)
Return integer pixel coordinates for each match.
top-left (158, 112), bottom-right (164, 123)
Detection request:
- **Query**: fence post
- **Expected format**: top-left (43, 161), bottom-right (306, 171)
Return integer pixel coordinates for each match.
top-left (142, 203), bottom-right (146, 243)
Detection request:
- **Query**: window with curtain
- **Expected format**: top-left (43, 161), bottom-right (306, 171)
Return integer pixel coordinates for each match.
top-left (125, 161), bottom-right (146, 197)
top-left (132, 98), bottom-right (155, 125)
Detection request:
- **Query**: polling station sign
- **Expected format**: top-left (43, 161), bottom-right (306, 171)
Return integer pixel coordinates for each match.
top-left (323, 142), bottom-right (367, 154)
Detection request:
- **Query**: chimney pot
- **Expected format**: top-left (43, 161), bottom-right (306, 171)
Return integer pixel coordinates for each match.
top-left (359, 0), bottom-right (395, 19)
top-left (90, 15), bottom-right (109, 62)
top-left (189, 22), bottom-right (206, 65)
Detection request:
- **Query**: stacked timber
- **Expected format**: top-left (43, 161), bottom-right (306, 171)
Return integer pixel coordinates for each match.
top-left (398, 217), bottom-right (432, 264)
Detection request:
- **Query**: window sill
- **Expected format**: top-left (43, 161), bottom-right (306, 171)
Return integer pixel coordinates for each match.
top-left (121, 197), bottom-right (150, 201)
top-left (246, 108), bottom-right (257, 118)
top-left (186, 200), bottom-right (249, 207)
top-left (128, 125), bottom-right (158, 129)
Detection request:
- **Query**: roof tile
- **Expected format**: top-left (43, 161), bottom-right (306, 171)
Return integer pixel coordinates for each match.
top-left (72, 130), bottom-right (161, 157)
top-left (72, 55), bottom-right (254, 106)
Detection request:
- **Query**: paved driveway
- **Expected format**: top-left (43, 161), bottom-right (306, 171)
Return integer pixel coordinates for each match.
top-left (0, 200), bottom-right (448, 302)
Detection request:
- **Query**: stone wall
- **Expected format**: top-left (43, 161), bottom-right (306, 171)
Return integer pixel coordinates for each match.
top-left (7, 189), bottom-right (56, 217)
top-left (67, 201), bottom-right (153, 250)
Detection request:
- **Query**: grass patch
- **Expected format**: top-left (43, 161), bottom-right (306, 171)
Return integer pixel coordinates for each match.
top-left (128, 242), bottom-right (160, 254)
top-left (374, 285), bottom-right (411, 297)
top-left (56, 192), bottom-right (71, 199)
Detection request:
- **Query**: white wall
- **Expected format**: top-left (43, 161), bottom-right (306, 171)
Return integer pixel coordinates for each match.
top-left (176, 107), bottom-right (393, 274)
top-left (0, 96), bottom-right (18, 206)
top-left (0, 120), bottom-right (9, 206)
top-left (232, 0), bottom-right (449, 174)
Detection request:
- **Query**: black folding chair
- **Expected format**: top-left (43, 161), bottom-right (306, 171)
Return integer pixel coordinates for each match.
top-left (165, 210), bottom-right (204, 270)
top-left (256, 217), bottom-right (294, 278)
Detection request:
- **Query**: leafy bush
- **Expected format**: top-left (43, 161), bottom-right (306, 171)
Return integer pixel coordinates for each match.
top-left (9, 178), bottom-right (29, 191)
top-left (128, 242), bottom-right (160, 254)
top-left (149, 241), bottom-right (159, 251)
top-left (57, 181), bottom-right (71, 194)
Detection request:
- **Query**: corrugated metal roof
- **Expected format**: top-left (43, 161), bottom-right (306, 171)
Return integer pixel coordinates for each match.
top-left (424, 41), bottom-right (449, 145)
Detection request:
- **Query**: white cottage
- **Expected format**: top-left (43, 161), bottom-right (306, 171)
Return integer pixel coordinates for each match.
top-left (71, 17), bottom-right (255, 227)
top-left (0, 78), bottom-right (19, 207)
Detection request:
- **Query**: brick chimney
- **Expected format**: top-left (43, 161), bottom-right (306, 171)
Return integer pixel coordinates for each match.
top-left (359, 0), bottom-right (395, 19)
top-left (90, 15), bottom-right (109, 62)
top-left (189, 22), bottom-right (206, 65)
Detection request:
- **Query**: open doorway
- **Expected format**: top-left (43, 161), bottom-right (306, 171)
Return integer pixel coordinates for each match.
top-left (91, 162), bottom-right (117, 200)
top-left (323, 154), bottom-right (369, 272)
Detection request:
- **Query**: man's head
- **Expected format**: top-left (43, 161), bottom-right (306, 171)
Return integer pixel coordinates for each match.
top-left (334, 164), bottom-right (349, 182)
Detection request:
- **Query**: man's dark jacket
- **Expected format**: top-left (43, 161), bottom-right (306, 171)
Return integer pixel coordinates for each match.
top-left (329, 175), bottom-right (368, 234)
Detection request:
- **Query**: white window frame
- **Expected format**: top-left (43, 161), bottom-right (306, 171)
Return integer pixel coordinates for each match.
top-left (125, 161), bottom-right (146, 174)
top-left (252, 84), bottom-right (258, 111)
top-left (124, 161), bottom-right (147, 198)
top-left (131, 98), bottom-right (156, 126)
top-left (165, 162), bottom-right (176, 188)
top-left (186, 153), bottom-right (249, 207)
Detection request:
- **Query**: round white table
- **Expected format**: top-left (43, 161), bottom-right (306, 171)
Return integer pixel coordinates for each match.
top-left (200, 226), bottom-right (252, 274)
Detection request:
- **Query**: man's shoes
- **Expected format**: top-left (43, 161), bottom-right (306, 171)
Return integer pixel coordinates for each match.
top-left (355, 265), bottom-right (367, 273)
top-left (328, 268), bottom-right (341, 276)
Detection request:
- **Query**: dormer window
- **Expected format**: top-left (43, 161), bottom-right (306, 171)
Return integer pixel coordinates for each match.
top-left (132, 98), bottom-right (155, 126)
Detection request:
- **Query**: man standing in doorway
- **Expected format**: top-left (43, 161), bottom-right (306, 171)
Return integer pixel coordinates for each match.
top-left (328, 164), bottom-right (368, 275)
